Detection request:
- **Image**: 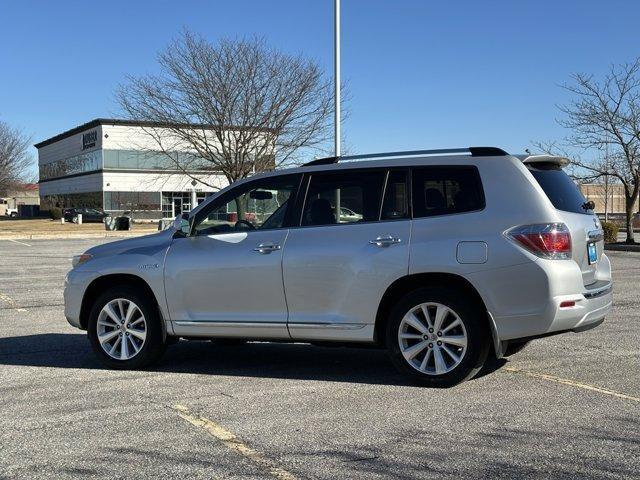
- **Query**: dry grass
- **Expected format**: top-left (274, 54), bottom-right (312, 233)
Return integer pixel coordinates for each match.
top-left (0, 218), bottom-right (158, 236)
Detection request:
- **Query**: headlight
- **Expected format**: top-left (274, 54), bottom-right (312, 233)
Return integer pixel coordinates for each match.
top-left (72, 253), bottom-right (93, 268)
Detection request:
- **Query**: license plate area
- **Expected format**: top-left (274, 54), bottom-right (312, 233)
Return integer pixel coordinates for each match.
top-left (587, 241), bottom-right (598, 264)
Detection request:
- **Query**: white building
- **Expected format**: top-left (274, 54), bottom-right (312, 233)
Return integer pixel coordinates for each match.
top-left (36, 118), bottom-right (233, 219)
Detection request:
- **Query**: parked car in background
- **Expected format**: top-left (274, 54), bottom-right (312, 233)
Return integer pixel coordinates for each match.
top-left (5, 208), bottom-right (18, 217)
top-left (63, 208), bottom-right (107, 223)
top-left (64, 147), bottom-right (612, 387)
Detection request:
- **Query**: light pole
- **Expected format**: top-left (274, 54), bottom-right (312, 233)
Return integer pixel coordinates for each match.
top-left (334, 0), bottom-right (341, 221)
top-left (334, 0), bottom-right (340, 157)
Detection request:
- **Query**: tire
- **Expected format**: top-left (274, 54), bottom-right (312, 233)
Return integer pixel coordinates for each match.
top-left (72, 215), bottom-right (79, 224)
top-left (10, 212), bottom-right (17, 218)
top-left (87, 285), bottom-right (166, 369)
top-left (503, 340), bottom-right (531, 357)
top-left (386, 287), bottom-right (490, 387)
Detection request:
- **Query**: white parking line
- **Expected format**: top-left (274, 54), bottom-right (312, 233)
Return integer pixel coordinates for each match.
top-left (504, 366), bottom-right (640, 403)
top-left (0, 293), bottom-right (27, 312)
top-left (6, 239), bottom-right (32, 247)
top-left (172, 404), bottom-right (297, 480)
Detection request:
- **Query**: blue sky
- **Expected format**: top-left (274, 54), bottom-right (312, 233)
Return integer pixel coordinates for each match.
top-left (1, 0), bottom-right (639, 171)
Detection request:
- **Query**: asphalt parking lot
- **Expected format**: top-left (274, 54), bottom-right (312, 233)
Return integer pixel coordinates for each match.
top-left (0, 238), bottom-right (638, 479)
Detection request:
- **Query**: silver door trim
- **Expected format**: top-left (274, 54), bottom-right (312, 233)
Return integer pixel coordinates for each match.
top-left (174, 321), bottom-right (285, 328)
top-left (287, 322), bottom-right (367, 330)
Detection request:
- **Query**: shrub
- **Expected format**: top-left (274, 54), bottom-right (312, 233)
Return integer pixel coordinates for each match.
top-left (601, 221), bottom-right (619, 243)
top-left (50, 207), bottom-right (62, 220)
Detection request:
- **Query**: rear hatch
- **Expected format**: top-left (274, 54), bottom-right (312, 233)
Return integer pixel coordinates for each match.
top-left (524, 155), bottom-right (602, 287)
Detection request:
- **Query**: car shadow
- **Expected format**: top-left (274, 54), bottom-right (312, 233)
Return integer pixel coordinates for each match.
top-left (0, 333), bottom-right (508, 386)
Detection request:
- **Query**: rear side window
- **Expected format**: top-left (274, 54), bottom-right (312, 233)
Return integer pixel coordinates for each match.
top-left (528, 165), bottom-right (590, 215)
top-left (302, 170), bottom-right (385, 226)
top-left (412, 166), bottom-right (484, 218)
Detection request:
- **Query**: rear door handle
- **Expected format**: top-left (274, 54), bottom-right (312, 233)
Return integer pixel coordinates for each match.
top-left (369, 235), bottom-right (401, 247)
top-left (253, 242), bottom-right (282, 254)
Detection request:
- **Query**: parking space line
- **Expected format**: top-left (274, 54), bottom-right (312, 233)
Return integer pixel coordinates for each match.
top-left (504, 366), bottom-right (640, 403)
top-left (172, 404), bottom-right (297, 480)
top-left (0, 293), bottom-right (27, 312)
top-left (6, 239), bottom-right (32, 247)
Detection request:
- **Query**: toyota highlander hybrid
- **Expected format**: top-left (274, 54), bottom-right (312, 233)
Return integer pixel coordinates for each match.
top-left (64, 147), bottom-right (612, 387)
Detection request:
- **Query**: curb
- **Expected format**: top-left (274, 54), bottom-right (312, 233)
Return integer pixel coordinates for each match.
top-left (605, 243), bottom-right (640, 253)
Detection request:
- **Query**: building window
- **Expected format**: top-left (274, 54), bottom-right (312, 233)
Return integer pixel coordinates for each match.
top-left (104, 192), bottom-right (161, 212)
top-left (41, 192), bottom-right (103, 210)
top-left (102, 150), bottom-right (220, 172)
top-left (39, 150), bottom-right (102, 180)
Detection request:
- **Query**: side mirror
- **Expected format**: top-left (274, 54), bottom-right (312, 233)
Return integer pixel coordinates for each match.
top-left (173, 212), bottom-right (191, 236)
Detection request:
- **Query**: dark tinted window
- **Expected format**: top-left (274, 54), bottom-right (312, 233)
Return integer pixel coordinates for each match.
top-left (302, 170), bottom-right (385, 226)
top-left (412, 166), bottom-right (484, 218)
top-left (528, 165), bottom-right (590, 215)
top-left (381, 170), bottom-right (409, 220)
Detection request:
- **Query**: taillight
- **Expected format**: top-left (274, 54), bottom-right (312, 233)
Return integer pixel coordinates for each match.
top-left (506, 223), bottom-right (572, 260)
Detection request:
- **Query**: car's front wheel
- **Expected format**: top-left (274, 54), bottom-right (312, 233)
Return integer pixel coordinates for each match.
top-left (87, 286), bottom-right (166, 369)
top-left (386, 287), bottom-right (489, 387)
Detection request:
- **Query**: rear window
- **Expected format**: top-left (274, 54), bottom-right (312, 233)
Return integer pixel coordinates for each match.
top-left (528, 165), bottom-right (590, 215)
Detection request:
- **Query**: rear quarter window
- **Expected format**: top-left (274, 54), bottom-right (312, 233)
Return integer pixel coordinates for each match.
top-left (412, 166), bottom-right (485, 218)
top-left (527, 165), bottom-right (590, 215)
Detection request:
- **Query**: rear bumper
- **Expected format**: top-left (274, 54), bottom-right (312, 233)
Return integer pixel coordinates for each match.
top-left (473, 254), bottom-right (613, 341)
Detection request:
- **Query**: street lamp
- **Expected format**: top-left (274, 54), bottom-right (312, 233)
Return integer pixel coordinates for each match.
top-left (334, 0), bottom-right (340, 157)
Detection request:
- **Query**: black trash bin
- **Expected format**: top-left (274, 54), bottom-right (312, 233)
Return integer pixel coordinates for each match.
top-left (115, 216), bottom-right (131, 231)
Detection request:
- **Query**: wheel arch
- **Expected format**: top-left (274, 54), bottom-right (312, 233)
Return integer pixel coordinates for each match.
top-left (79, 273), bottom-right (166, 339)
top-left (374, 272), bottom-right (497, 351)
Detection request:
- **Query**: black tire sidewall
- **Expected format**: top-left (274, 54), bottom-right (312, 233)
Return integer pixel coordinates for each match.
top-left (386, 287), bottom-right (489, 387)
top-left (87, 285), bottom-right (165, 369)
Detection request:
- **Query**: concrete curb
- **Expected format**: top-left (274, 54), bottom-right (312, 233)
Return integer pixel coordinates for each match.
top-left (0, 231), bottom-right (156, 240)
top-left (605, 243), bottom-right (640, 252)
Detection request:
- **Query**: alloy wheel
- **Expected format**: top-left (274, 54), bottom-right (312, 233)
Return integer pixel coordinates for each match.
top-left (397, 302), bottom-right (468, 375)
top-left (96, 298), bottom-right (147, 360)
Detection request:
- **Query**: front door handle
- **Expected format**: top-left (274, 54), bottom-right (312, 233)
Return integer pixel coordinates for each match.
top-left (369, 235), bottom-right (402, 247)
top-left (253, 242), bottom-right (282, 254)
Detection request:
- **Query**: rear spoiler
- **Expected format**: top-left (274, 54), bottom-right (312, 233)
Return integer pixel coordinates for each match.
top-left (515, 154), bottom-right (571, 168)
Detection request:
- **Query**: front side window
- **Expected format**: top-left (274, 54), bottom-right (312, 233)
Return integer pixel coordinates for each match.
top-left (412, 166), bottom-right (484, 218)
top-left (301, 170), bottom-right (385, 226)
top-left (194, 176), bottom-right (298, 235)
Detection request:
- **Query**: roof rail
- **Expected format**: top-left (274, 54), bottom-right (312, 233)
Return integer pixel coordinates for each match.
top-left (302, 146), bottom-right (508, 167)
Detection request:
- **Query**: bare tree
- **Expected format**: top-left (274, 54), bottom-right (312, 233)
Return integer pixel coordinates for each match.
top-left (116, 31), bottom-right (335, 186)
top-left (553, 59), bottom-right (640, 243)
top-left (0, 121), bottom-right (32, 196)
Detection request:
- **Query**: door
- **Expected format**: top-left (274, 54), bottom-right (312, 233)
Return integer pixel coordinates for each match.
top-left (283, 169), bottom-right (411, 341)
top-left (164, 174), bottom-right (301, 338)
top-left (172, 198), bottom-right (182, 218)
top-left (527, 165), bottom-right (604, 286)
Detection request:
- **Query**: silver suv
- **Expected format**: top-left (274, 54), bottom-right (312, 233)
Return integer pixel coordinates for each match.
top-left (64, 147), bottom-right (613, 386)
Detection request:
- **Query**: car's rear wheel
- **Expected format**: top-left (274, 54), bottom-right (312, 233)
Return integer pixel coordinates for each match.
top-left (87, 286), bottom-right (166, 369)
top-left (10, 212), bottom-right (17, 218)
top-left (386, 287), bottom-right (489, 387)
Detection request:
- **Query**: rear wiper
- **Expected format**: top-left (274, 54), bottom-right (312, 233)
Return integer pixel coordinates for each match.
top-left (582, 201), bottom-right (595, 211)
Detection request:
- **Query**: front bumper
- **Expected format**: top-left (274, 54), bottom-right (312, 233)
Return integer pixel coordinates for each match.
top-left (64, 269), bottom-right (96, 329)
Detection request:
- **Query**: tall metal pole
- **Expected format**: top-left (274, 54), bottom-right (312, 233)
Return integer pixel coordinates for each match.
top-left (334, 0), bottom-right (341, 157)
top-left (333, 0), bottom-right (341, 221)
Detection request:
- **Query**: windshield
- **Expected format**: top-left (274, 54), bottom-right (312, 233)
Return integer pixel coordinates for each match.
top-left (528, 165), bottom-right (592, 215)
